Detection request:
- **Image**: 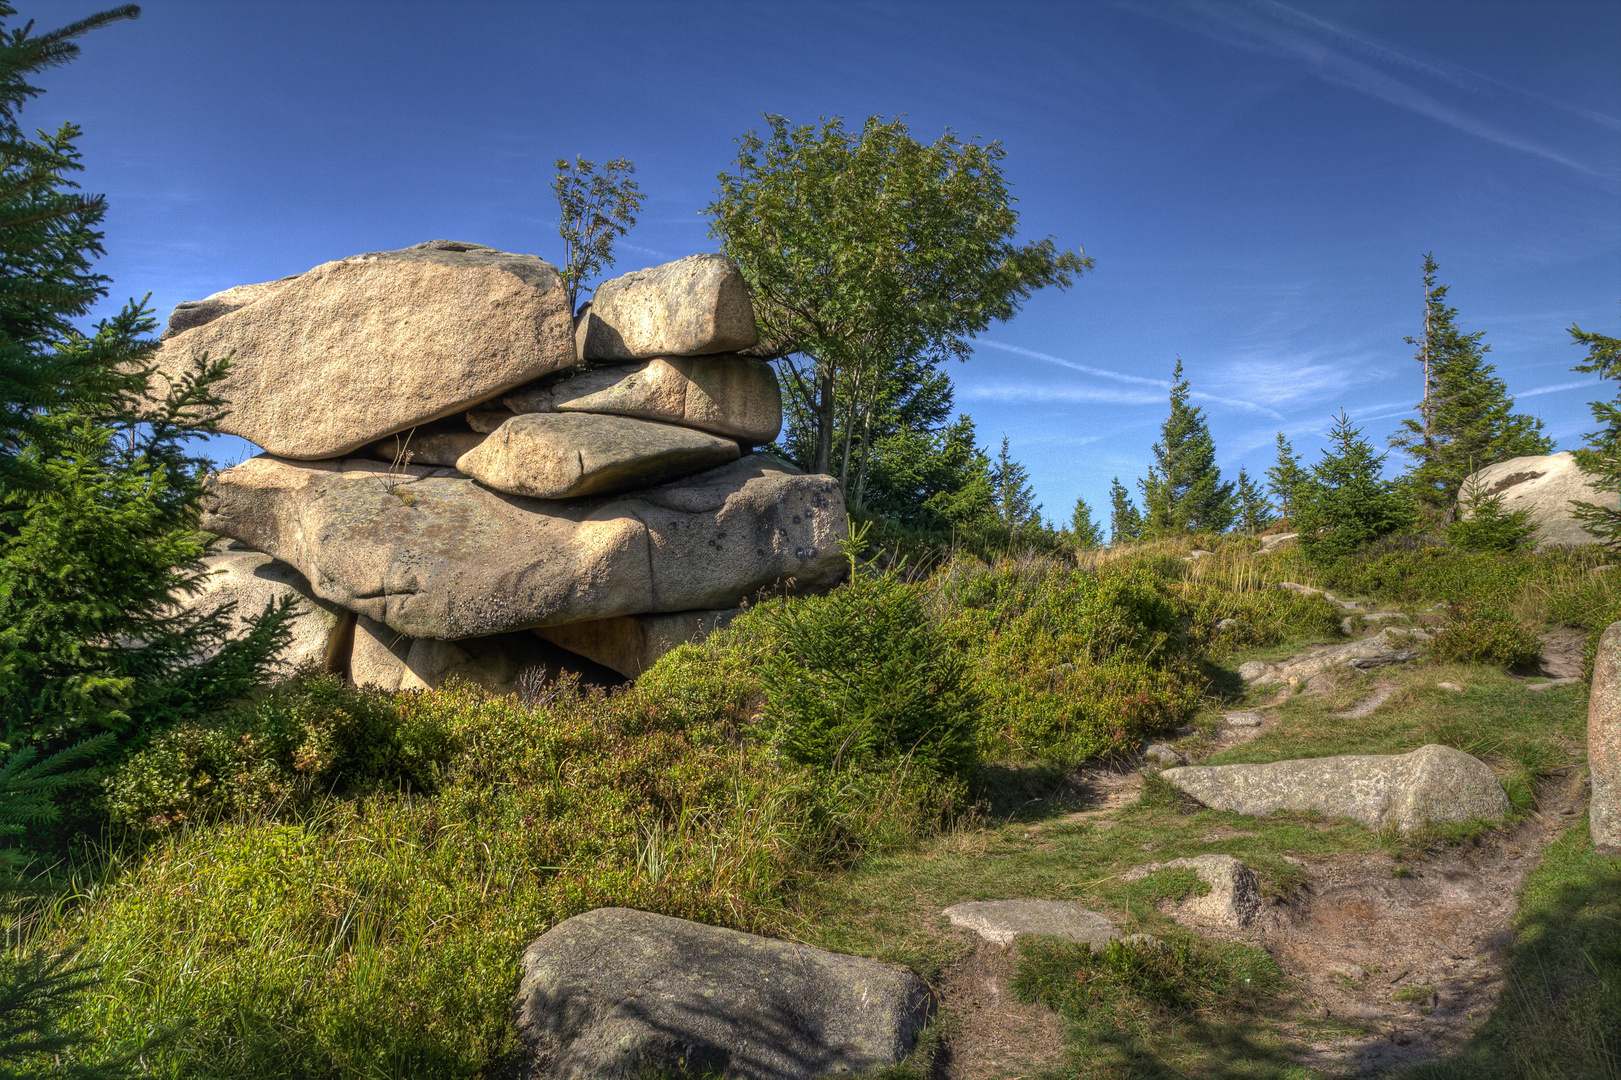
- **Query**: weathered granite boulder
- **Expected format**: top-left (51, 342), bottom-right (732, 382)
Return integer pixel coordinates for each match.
top-left (534, 608), bottom-right (739, 679)
top-left (502, 355), bottom-right (782, 444)
top-left (364, 420), bottom-right (486, 468)
top-left (155, 240), bottom-right (574, 459)
top-left (1587, 621), bottom-right (1621, 854)
top-left (180, 545), bottom-right (352, 676)
top-left (513, 907), bottom-right (931, 1080)
top-left (942, 901), bottom-right (1126, 949)
top-left (578, 254), bottom-right (758, 361)
top-left (455, 413), bottom-right (740, 500)
top-left (1122, 854), bottom-right (1262, 929)
top-left (1160, 744), bottom-right (1508, 834)
top-left (349, 615), bottom-right (619, 694)
top-left (199, 453), bottom-right (846, 641)
top-left (1237, 627), bottom-right (1429, 686)
top-left (1460, 452), bottom-right (1618, 548)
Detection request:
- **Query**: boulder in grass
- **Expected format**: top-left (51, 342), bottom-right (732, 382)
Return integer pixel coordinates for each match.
top-left (455, 413), bottom-right (740, 500)
top-left (1459, 451), bottom-right (1619, 549)
top-left (180, 545), bottom-right (352, 676)
top-left (1587, 621), bottom-right (1621, 854)
top-left (198, 453), bottom-right (847, 641)
top-left (513, 907), bottom-right (931, 1080)
top-left (578, 254), bottom-right (758, 360)
top-left (348, 616), bottom-right (621, 694)
top-left (1122, 855), bottom-right (1263, 929)
top-left (503, 354), bottom-right (783, 444)
top-left (154, 240), bottom-right (574, 459)
top-left (1160, 744), bottom-right (1509, 834)
top-left (534, 608), bottom-right (740, 678)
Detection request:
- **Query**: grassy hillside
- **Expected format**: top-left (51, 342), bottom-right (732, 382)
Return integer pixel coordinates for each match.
top-left (7, 535), bottom-right (1619, 1078)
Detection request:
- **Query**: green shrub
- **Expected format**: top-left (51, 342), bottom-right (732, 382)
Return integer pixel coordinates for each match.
top-left (751, 576), bottom-right (980, 781)
top-left (1446, 483), bottom-right (1538, 554)
top-left (104, 674), bottom-right (455, 834)
top-left (929, 557), bottom-right (1201, 767)
top-left (1430, 606), bottom-right (1543, 669)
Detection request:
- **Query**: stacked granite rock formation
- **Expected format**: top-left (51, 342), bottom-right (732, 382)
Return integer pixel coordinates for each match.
top-left (169, 240), bottom-right (847, 692)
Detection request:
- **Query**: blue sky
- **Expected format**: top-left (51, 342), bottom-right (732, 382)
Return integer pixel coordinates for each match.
top-left (21, 0), bottom-right (1621, 527)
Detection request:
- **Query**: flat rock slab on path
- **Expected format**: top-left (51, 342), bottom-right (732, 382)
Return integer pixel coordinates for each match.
top-left (513, 907), bottom-right (932, 1080)
top-left (943, 900), bottom-right (1127, 948)
top-left (1161, 744), bottom-right (1509, 834)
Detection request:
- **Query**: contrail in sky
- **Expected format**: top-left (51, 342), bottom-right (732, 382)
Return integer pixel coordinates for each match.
top-left (976, 339), bottom-right (1287, 419)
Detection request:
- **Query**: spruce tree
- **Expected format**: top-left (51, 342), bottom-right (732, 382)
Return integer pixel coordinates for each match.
top-left (1298, 411), bottom-right (1412, 563)
top-left (1138, 359), bottom-right (1233, 536)
top-left (1390, 254), bottom-right (1552, 514)
top-left (1265, 432), bottom-right (1305, 527)
top-left (1068, 494), bottom-right (1102, 549)
top-left (0, 2), bottom-right (291, 862)
top-left (1234, 466), bottom-right (1271, 536)
top-left (1108, 476), bottom-right (1141, 546)
top-left (990, 435), bottom-right (1041, 529)
top-left (1568, 319), bottom-right (1621, 548)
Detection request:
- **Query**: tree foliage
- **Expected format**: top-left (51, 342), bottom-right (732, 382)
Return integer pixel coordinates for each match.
top-left (1298, 411), bottom-right (1412, 563)
top-left (705, 114), bottom-right (1090, 485)
top-left (1108, 476), bottom-right (1141, 546)
top-left (1568, 318), bottom-right (1621, 548)
top-left (1068, 494), bottom-right (1103, 549)
top-left (0, 1), bottom-right (291, 867)
top-left (550, 155), bottom-right (643, 312)
top-left (1390, 254), bottom-right (1551, 514)
top-left (1233, 466), bottom-right (1271, 536)
top-left (990, 435), bottom-right (1041, 530)
top-left (1265, 431), bottom-right (1305, 527)
top-left (1138, 359), bottom-right (1233, 537)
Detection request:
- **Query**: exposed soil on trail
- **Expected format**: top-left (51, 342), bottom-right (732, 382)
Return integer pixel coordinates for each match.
top-left (932, 938), bottom-right (1071, 1079)
top-left (928, 666), bottom-right (1588, 1078)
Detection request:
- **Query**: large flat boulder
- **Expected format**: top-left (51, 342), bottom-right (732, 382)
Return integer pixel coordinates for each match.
top-left (513, 907), bottom-right (931, 1080)
top-left (455, 413), bottom-right (739, 499)
top-left (503, 355), bottom-right (782, 444)
top-left (179, 545), bottom-right (352, 677)
top-left (1460, 452), bottom-right (1619, 548)
top-left (349, 616), bottom-right (620, 694)
top-left (578, 254), bottom-right (758, 360)
top-left (1160, 744), bottom-right (1509, 834)
top-left (198, 453), bottom-right (846, 641)
top-left (534, 608), bottom-right (739, 678)
top-left (1588, 621), bottom-right (1621, 854)
top-left (155, 240), bottom-right (574, 459)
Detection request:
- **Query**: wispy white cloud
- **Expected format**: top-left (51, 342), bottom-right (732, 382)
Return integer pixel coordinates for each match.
top-left (1132, 0), bottom-right (1600, 175)
top-left (961, 383), bottom-right (1162, 406)
top-left (975, 340), bottom-right (1166, 387)
top-left (974, 339), bottom-right (1287, 418)
top-left (1253, 0), bottom-right (1621, 132)
top-left (1519, 380), bottom-right (1594, 398)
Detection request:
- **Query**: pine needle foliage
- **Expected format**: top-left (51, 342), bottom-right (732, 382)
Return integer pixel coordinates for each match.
top-left (0, 1), bottom-right (292, 871)
top-left (0, 946), bottom-right (141, 1079)
top-left (1264, 431), bottom-right (1305, 527)
top-left (1109, 475), bottom-right (1141, 546)
top-left (1068, 494), bottom-right (1103, 549)
top-left (1138, 360), bottom-right (1234, 537)
top-left (1390, 254), bottom-right (1552, 514)
top-left (1298, 411), bottom-right (1413, 563)
top-left (1568, 319), bottom-right (1621, 549)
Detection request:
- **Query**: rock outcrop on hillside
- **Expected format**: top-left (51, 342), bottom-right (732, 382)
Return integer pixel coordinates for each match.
top-left (172, 243), bottom-right (846, 692)
top-left (1458, 452), bottom-right (1619, 548)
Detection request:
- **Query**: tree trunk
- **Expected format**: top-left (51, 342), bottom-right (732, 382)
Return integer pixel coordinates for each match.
top-left (813, 365), bottom-right (835, 476)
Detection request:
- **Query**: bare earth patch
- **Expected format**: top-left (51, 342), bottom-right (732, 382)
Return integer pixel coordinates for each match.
top-left (933, 938), bottom-right (1071, 1079)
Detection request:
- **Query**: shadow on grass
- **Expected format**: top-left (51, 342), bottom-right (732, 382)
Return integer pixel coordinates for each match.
top-left (1199, 659), bottom-right (1250, 706)
top-left (974, 762), bottom-right (1123, 824)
